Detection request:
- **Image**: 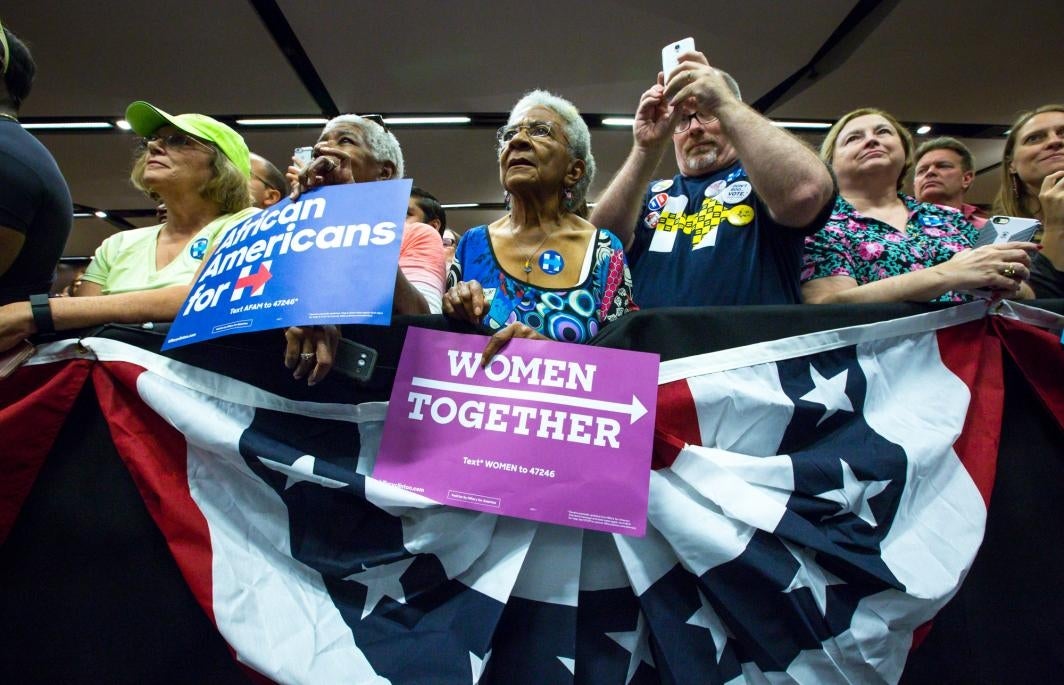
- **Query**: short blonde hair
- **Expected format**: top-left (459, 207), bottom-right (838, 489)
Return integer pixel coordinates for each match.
top-left (820, 108), bottom-right (914, 190)
top-left (993, 104), bottom-right (1064, 217)
top-left (131, 144), bottom-right (252, 215)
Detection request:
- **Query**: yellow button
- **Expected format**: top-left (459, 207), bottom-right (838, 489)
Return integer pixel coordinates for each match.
top-left (726, 204), bottom-right (754, 226)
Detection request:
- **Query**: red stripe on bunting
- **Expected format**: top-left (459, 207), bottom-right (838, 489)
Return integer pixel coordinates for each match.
top-left (992, 315), bottom-right (1064, 431)
top-left (935, 318), bottom-right (1003, 507)
top-left (90, 361), bottom-right (220, 628)
top-left (653, 379), bottom-right (703, 469)
top-left (0, 358), bottom-right (92, 544)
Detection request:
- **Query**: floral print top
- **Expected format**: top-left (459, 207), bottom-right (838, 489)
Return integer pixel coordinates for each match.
top-left (802, 194), bottom-right (978, 303)
top-left (448, 226), bottom-right (636, 343)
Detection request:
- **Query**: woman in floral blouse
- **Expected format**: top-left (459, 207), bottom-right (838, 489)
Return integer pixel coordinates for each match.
top-left (801, 108), bottom-right (1036, 303)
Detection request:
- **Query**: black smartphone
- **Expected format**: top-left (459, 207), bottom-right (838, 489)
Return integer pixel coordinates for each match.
top-left (333, 338), bottom-right (378, 383)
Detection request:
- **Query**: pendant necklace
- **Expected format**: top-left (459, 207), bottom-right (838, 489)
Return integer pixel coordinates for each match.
top-left (510, 224), bottom-right (555, 275)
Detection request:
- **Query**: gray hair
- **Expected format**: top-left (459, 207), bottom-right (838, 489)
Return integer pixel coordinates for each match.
top-left (505, 90), bottom-right (596, 211)
top-left (325, 114), bottom-right (405, 179)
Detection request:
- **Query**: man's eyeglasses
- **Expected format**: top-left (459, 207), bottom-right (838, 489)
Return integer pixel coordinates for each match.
top-left (497, 121), bottom-right (560, 146)
top-left (137, 133), bottom-right (215, 154)
top-left (252, 174), bottom-right (280, 192)
top-left (674, 111), bottom-right (718, 134)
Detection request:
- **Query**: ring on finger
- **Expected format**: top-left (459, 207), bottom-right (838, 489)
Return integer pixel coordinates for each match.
top-left (299, 352), bottom-right (315, 361)
top-left (1001, 264), bottom-right (1017, 278)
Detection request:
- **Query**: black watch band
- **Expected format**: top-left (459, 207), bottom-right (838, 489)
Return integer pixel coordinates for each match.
top-left (29, 293), bottom-right (56, 339)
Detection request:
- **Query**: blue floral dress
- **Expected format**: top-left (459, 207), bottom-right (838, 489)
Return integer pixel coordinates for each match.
top-left (802, 194), bottom-right (978, 303)
top-left (448, 226), bottom-right (636, 343)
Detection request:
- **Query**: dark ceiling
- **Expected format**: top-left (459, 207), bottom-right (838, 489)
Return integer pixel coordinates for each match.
top-left (5, 0), bottom-right (1062, 257)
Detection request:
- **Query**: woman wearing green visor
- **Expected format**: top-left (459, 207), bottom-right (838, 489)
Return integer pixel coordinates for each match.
top-left (0, 102), bottom-right (255, 349)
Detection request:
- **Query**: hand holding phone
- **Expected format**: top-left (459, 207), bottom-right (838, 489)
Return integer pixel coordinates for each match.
top-left (293, 146), bottom-right (314, 168)
top-left (661, 37), bottom-right (695, 84)
top-left (974, 215), bottom-right (1042, 248)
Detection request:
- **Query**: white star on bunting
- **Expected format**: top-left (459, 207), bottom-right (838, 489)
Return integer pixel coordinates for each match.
top-left (782, 542), bottom-right (845, 617)
top-left (799, 365), bottom-right (854, 425)
top-left (686, 589), bottom-right (732, 663)
top-left (606, 612), bottom-right (656, 684)
top-left (258, 454), bottom-right (347, 490)
top-left (343, 557), bottom-right (415, 619)
top-left (815, 459), bottom-right (891, 527)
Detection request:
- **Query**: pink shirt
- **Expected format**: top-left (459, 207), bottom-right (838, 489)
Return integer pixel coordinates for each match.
top-left (400, 222), bottom-right (446, 314)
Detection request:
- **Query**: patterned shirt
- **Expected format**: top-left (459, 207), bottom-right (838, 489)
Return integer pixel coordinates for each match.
top-left (448, 226), bottom-right (636, 343)
top-left (802, 194), bottom-right (978, 303)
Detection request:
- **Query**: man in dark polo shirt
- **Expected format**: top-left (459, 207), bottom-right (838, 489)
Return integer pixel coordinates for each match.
top-left (590, 49), bottom-right (835, 307)
top-left (0, 20), bottom-right (72, 304)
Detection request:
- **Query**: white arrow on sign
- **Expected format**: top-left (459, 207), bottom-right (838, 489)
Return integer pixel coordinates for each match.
top-left (410, 376), bottom-right (648, 424)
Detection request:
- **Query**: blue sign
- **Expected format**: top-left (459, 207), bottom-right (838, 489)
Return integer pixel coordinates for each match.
top-left (163, 179), bottom-right (412, 350)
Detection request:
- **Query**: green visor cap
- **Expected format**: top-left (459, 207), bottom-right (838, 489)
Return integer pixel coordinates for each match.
top-left (125, 101), bottom-right (250, 178)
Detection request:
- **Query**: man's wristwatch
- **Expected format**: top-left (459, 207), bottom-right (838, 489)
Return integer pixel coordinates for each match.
top-left (29, 293), bottom-right (56, 340)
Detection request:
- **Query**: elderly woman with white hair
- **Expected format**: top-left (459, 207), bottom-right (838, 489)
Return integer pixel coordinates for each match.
top-left (444, 90), bottom-right (635, 358)
top-left (283, 114), bottom-right (446, 383)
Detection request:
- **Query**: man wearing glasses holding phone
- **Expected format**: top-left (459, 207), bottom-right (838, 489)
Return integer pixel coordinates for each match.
top-left (248, 153), bottom-right (286, 210)
top-left (590, 49), bottom-right (835, 308)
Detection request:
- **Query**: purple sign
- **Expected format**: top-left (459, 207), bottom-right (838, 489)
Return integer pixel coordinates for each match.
top-left (374, 328), bottom-right (659, 536)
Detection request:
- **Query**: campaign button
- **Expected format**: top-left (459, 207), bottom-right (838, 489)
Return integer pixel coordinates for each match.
top-left (189, 237), bottom-right (209, 260)
top-left (651, 179), bottom-right (674, 192)
top-left (725, 165), bottom-right (746, 182)
top-left (648, 192), bottom-right (669, 211)
top-left (704, 179), bottom-right (727, 198)
top-left (539, 250), bottom-right (565, 275)
top-left (644, 211), bottom-right (660, 228)
top-left (720, 180), bottom-right (752, 204)
top-left (726, 205), bottom-right (755, 226)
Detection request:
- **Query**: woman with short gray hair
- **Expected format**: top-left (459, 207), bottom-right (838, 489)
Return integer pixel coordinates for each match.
top-left (444, 90), bottom-right (634, 359)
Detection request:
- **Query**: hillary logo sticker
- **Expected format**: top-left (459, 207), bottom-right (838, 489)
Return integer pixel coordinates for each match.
top-left (539, 250), bottom-right (564, 275)
top-left (648, 192), bottom-right (669, 211)
top-left (189, 237), bottom-right (209, 260)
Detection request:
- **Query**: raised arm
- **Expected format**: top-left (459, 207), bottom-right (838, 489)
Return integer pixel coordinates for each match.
top-left (664, 51), bottom-right (835, 228)
top-left (588, 80), bottom-right (682, 249)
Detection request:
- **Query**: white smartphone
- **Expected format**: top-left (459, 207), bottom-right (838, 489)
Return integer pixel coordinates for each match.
top-left (293, 146), bottom-right (314, 168)
top-left (662, 37), bottom-right (695, 83)
top-left (974, 215), bottom-right (1042, 247)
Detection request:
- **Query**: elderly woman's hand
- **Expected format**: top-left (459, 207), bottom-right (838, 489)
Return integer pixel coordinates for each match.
top-left (936, 241), bottom-right (1038, 294)
top-left (480, 322), bottom-right (549, 366)
top-left (442, 280), bottom-right (488, 324)
top-left (283, 325), bottom-right (340, 386)
top-left (662, 50), bottom-right (740, 115)
top-left (289, 144), bottom-right (358, 201)
top-left (0, 302), bottom-right (35, 354)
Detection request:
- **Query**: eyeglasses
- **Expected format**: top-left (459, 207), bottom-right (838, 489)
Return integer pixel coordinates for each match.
top-left (252, 174), bottom-right (280, 192)
top-left (360, 114), bottom-right (388, 131)
top-left (137, 133), bottom-right (215, 154)
top-left (496, 121), bottom-right (561, 146)
top-left (442, 236), bottom-right (457, 247)
top-left (674, 111), bottom-right (718, 134)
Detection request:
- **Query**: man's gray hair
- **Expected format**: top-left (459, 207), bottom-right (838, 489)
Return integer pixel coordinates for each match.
top-left (325, 114), bottom-right (405, 179)
top-left (505, 90), bottom-right (596, 210)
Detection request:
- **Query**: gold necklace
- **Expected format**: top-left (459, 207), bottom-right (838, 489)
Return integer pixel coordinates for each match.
top-left (509, 223), bottom-right (555, 274)
top-left (0, 112), bottom-right (18, 123)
